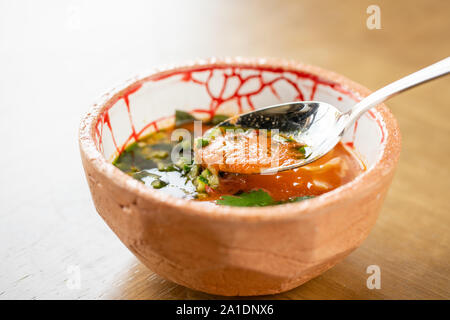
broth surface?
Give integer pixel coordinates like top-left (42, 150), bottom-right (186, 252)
top-left (113, 112), bottom-right (365, 206)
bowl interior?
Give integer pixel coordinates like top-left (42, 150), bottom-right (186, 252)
top-left (94, 62), bottom-right (387, 169)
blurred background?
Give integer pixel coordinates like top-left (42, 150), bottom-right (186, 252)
top-left (0, 0), bottom-right (449, 299)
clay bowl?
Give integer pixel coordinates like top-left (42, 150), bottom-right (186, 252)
top-left (79, 57), bottom-right (401, 296)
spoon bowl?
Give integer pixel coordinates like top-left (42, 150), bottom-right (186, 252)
top-left (215, 101), bottom-right (347, 173)
top-left (206, 57), bottom-right (449, 174)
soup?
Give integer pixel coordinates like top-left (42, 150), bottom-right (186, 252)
top-left (113, 110), bottom-right (365, 206)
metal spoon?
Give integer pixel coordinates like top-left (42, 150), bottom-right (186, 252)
top-left (212, 57), bottom-right (450, 173)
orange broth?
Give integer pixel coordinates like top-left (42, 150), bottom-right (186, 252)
top-left (113, 118), bottom-right (365, 205)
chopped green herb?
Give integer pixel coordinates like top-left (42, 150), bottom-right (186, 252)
top-left (208, 174), bottom-right (219, 188)
top-left (198, 175), bottom-right (209, 185)
top-left (151, 179), bottom-right (168, 189)
top-left (195, 176), bottom-right (208, 192)
top-left (188, 164), bottom-right (201, 179)
top-left (200, 168), bottom-right (219, 188)
top-left (175, 110), bottom-right (196, 126)
top-left (157, 162), bottom-right (178, 172)
top-left (175, 156), bottom-right (189, 166)
top-left (196, 138), bottom-right (210, 148)
top-left (297, 146), bottom-right (306, 155)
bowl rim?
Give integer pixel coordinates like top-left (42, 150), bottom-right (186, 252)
top-left (79, 57), bottom-right (401, 222)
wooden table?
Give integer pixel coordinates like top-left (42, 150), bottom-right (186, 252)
top-left (1, 0), bottom-right (449, 299)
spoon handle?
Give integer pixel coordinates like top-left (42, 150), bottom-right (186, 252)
top-left (346, 57), bottom-right (450, 126)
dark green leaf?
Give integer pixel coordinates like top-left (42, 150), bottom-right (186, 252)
top-left (210, 114), bottom-right (230, 125)
top-left (217, 190), bottom-right (315, 207)
top-left (175, 110), bottom-right (196, 126)
top-left (217, 189), bottom-right (274, 207)
top-left (124, 142), bottom-right (139, 152)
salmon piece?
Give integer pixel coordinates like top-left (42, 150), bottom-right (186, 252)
top-left (194, 129), bottom-right (307, 174)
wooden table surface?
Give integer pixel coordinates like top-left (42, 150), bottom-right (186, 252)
top-left (1, 0), bottom-right (449, 300)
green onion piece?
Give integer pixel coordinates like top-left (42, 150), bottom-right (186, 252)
top-left (196, 138), bottom-right (210, 148)
top-left (188, 164), bottom-right (200, 179)
top-left (198, 175), bottom-right (209, 185)
top-left (157, 162), bottom-right (178, 172)
top-left (151, 179), bottom-right (168, 189)
top-left (195, 176), bottom-right (208, 192)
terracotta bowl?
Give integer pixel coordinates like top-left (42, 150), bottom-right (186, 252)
top-left (79, 58), bottom-right (401, 296)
